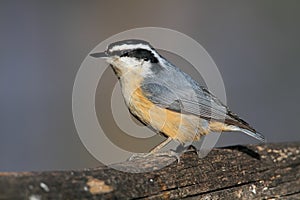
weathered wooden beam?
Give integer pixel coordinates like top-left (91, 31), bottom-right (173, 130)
top-left (0, 142), bottom-right (299, 199)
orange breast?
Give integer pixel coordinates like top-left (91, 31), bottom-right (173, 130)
top-left (128, 87), bottom-right (210, 143)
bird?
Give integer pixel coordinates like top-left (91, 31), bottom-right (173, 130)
top-left (90, 39), bottom-right (265, 158)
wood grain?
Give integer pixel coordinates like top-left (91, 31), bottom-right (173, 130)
top-left (0, 142), bottom-right (299, 199)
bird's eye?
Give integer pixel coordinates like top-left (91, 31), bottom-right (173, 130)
top-left (136, 49), bottom-right (158, 63)
top-left (120, 48), bottom-right (158, 63)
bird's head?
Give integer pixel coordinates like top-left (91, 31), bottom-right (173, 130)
top-left (90, 39), bottom-right (163, 77)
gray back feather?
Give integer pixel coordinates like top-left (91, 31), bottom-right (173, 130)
top-left (142, 59), bottom-right (229, 122)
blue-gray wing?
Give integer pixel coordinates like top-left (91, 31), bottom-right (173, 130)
top-left (141, 81), bottom-right (255, 132)
top-left (141, 82), bottom-right (228, 121)
top-left (139, 60), bottom-right (264, 141)
top-left (140, 57), bottom-right (260, 134)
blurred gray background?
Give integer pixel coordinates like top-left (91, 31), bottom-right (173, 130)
top-left (0, 1), bottom-right (299, 171)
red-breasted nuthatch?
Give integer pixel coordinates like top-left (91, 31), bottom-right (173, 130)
top-left (90, 39), bottom-right (265, 157)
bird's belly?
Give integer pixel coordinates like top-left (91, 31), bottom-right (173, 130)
top-left (127, 87), bottom-right (210, 143)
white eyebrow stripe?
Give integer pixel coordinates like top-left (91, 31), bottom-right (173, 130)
top-left (109, 44), bottom-right (162, 62)
top-left (109, 44), bottom-right (151, 52)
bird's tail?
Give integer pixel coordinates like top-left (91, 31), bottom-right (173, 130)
top-left (224, 111), bottom-right (266, 142)
top-left (238, 128), bottom-right (265, 142)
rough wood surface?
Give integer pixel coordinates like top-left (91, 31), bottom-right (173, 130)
top-left (0, 142), bottom-right (299, 200)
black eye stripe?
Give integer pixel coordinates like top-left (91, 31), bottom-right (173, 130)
top-left (120, 48), bottom-right (158, 63)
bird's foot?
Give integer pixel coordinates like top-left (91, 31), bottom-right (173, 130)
top-left (128, 153), bottom-right (151, 161)
top-left (184, 145), bottom-right (210, 158)
top-left (128, 150), bottom-right (182, 163)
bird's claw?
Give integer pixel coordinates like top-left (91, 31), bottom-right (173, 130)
top-left (128, 151), bottom-right (182, 163)
top-left (128, 153), bottom-right (151, 161)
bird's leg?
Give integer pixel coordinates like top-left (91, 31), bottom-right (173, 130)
top-left (150, 137), bottom-right (183, 162)
top-left (149, 137), bottom-right (173, 153)
top-left (128, 137), bottom-right (182, 162)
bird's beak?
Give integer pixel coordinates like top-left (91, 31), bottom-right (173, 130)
top-left (89, 51), bottom-right (108, 58)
